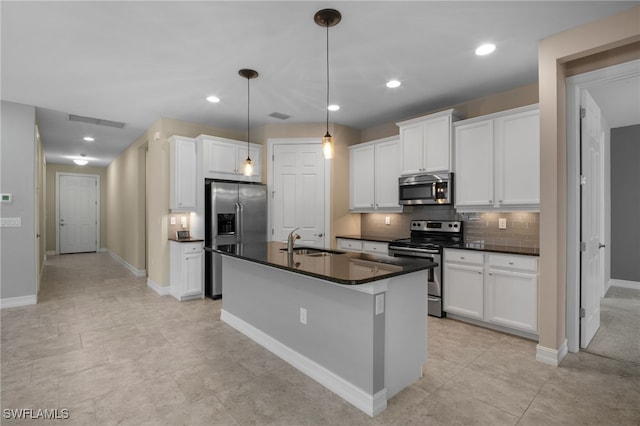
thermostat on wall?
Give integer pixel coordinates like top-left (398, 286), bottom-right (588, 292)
top-left (1, 193), bottom-right (12, 203)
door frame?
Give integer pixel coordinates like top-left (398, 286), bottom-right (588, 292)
top-left (566, 59), bottom-right (640, 353)
top-left (55, 172), bottom-right (101, 255)
top-left (266, 138), bottom-right (331, 248)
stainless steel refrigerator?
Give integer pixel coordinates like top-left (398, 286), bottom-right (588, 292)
top-left (204, 179), bottom-right (268, 298)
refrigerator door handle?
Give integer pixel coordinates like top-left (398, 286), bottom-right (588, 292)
top-left (235, 203), bottom-right (243, 243)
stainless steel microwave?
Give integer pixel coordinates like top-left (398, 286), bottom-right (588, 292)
top-left (398, 173), bottom-right (453, 205)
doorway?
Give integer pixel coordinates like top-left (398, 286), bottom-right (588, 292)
top-left (267, 138), bottom-right (331, 249)
top-left (56, 172), bottom-right (100, 254)
top-left (566, 59), bottom-right (640, 357)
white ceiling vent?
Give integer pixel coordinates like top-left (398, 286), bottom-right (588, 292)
top-left (67, 114), bottom-right (126, 128)
top-left (268, 112), bottom-right (291, 120)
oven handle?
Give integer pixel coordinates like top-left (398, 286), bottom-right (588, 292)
top-left (389, 246), bottom-right (440, 255)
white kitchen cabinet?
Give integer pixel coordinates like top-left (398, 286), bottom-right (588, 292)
top-left (349, 137), bottom-right (402, 212)
top-left (337, 238), bottom-right (363, 252)
top-left (336, 238), bottom-right (389, 255)
top-left (397, 109), bottom-right (460, 175)
top-left (198, 135), bottom-right (262, 182)
top-left (443, 249), bottom-right (485, 320)
top-left (362, 241), bottom-right (389, 256)
top-left (169, 136), bottom-right (197, 212)
top-left (485, 254), bottom-right (538, 333)
top-left (454, 105), bottom-right (539, 211)
top-left (170, 241), bottom-right (204, 301)
top-left (444, 248), bottom-right (538, 336)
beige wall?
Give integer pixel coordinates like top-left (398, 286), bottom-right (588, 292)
top-left (45, 164), bottom-right (108, 253)
top-left (360, 83), bottom-right (539, 142)
top-left (538, 6), bottom-right (640, 352)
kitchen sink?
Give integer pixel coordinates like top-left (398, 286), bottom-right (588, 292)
top-left (280, 247), bottom-right (345, 256)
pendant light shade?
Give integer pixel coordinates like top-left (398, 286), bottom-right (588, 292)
top-left (314, 8), bottom-right (341, 160)
top-left (239, 68), bottom-right (258, 176)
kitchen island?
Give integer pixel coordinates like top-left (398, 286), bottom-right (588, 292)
top-left (215, 242), bottom-right (436, 416)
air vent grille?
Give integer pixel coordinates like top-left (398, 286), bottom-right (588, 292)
top-left (268, 112), bottom-right (291, 120)
top-left (67, 114), bottom-right (126, 128)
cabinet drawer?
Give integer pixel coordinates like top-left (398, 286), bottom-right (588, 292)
top-left (337, 239), bottom-right (363, 252)
top-left (182, 243), bottom-right (203, 254)
top-left (362, 241), bottom-right (388, 255)
top-left (445, 249), bottom-right (483, 265)
top-left (488, 254), bottom-right (537, 272)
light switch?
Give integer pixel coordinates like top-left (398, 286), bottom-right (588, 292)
top-left (375, 294), bottom-right (385, 315)
top-left (180, 216), bottom-right (187, 229)
top-left (170, 216), bottom-right (177, 225)
top-left (499, 218), bottom-right (507, 229)
top-left (385, 216), bottom-right (391, 225)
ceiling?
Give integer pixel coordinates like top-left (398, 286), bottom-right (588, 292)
top-left (2, 1), bottom-right (638, 167)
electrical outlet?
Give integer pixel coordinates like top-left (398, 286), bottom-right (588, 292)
top-left (170, 216), bottom-right (177, 225)
top-left (180, 216), bottom-right (188, 229)
top-left (499, 218), bottom-right (507, 229)
top-left (375, 294), bottom-right (385, 315)
top-left (300, 307), bottom-right (307, 325)
top-left (385, 216), bottom-right (391, 225)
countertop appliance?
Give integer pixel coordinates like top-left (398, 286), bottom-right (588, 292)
top-left (388, 220), bottom-right (463, 317)
top-left (204, 179), bottom-right (267, 298)
top-left (398, 172), bottom-right (453, 205)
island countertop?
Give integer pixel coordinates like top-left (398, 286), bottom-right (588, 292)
top-left (211, 241), bottom-right (437, 285)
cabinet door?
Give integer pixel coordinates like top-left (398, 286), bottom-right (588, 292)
top-left (171, 138), bottom-right (197, 211)
top-left (350, 145), bottom-right (376, 210)
top-left (495, 109), bottom-right (540, 206)
top-left (206, 140), bottom-right (238, 175)
top-left (454, 120), bottom-right (494, 207)
top-left (443, 263), bottom-right (484, 319)
top-left (423, 115), bottom-right (451, 173)
top-left (337, 238), bottom-right (363, 252)
top-left (485, 268), bottom-right (537, 333)
top-left (374, 140), bottom-right (401, 209)
top-left (400, 123), bottom-right (424, 174)
top-left (183, 252), bottom-right (203, 297)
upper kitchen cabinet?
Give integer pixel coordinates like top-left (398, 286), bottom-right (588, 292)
top-left (349, 136), bottom-right (402, 213)
top-left (169, 136), bottom-right (198, 212)
top-left (197, 135), bottom-right (262, 182)
top-left (397, 109), bottom-right (461, 175)
top-left (454, 105), bottom-right (539, 212)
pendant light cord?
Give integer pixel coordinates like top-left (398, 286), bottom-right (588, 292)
top-left (325, 22), bottom-right (330, 134)
top-left (247, 75), bottom-right (251, 158)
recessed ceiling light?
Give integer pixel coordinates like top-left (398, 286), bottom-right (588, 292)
top-left (206, 95), bottom-right (221, 103)
top-left (73, 159), bottom-right (88, 166)
top-left (386, 80), bottom-right (401, 88)
top-left (83, 136), bottom-right (95, 142)
top-left (328, 104), bottom-right (340, 111)
top-left (475, 43), bottom-right (496, 56)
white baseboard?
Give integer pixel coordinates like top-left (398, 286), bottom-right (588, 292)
top-left (107, 250), bottom-right (146, 277)
top-left (611, 279), bottom-right (640, 290)
top-left (1, 294), bottom-right (37, 309)
top-left (46, 250), bottom-right (56, 256)
top-left (604, 279), bottom-right (612, 296)
top-left (221, 309), bottom-right (387, 417)
top-left (536, 339), bottom-right (568, 366)
top-left (147, 278), bottom-right (170, 296)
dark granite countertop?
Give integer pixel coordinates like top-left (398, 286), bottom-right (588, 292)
top-left (336, 234), bottom-right (408, 243)
top-left (168, 238), bottom-right (205, 243)
top-left (212, 242), bottom-right (437, 285)
top-left (455, 241), bottom-right (539, 256)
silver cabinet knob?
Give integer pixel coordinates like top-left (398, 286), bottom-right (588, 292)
top-left (314, 233), bottom-right (324, 237)
top-left (598, 243), bottom-right (606, 249)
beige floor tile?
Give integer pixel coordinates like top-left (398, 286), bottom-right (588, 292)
top-left (157, 395), bottom-right (240, 426)
top-left (31, 345), bottom-right (110, 379)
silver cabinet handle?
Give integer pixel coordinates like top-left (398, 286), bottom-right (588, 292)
top-left (314, 233), bottom-right (324, 237)
top-left (599, 243), bottom-right (606, 249)
top-left (509, 262), bottom-right (514, 265)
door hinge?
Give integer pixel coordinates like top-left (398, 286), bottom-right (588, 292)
top-left (580, 107), bottom-right (586, 119)
top-left (580, 241), bottom-right (587, 252)
top-left (271, 191), bottom-right (275, 199)
top-left (272, 154), bottom-right (275, 161)
top-left (580, 308), bottom-right (586, 318)
top-left (271, 228), bottom-right (274, 236)
top-left (580, 175), bottom-right (587, 185)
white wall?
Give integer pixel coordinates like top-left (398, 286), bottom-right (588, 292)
top-left (1, 101), bottom-right (37, 304)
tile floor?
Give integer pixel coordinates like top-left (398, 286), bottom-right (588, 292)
top-left (1, 252), bottom-right (639, 425)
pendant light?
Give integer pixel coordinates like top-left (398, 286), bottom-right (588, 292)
top-left (239, 68), bottom-right (258, 176)
top-left (314, 8), bottom-right (341, 160)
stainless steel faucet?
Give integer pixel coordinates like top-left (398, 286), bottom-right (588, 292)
top-left (287, 227), bottom-right (301, 253)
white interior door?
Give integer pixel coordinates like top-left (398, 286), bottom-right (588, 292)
top-left (58, 174), bottom-right (98, 254)
top-left (271, 143), bottom-right (325, 248)
top-left (580, 90), bottom-right (603, 348)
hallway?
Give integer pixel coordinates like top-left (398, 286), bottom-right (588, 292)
top-left (1, 252), bottom-right (639, 425)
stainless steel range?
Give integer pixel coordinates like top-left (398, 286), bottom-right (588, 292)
top-left (388, 220), bottom-right (463, 317)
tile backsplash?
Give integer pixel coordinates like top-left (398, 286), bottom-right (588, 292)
top-left (360, 206), bottom-right (539, 248)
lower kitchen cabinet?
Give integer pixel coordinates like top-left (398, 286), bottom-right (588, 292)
top-left (336, 238), bottom-right (389, 255)
top-left (444, 248), bottom-right (538, 336)
top-left (443, 250), bottom-right (484, 320)
top-left (170, 241), bottom-right (204, 301)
